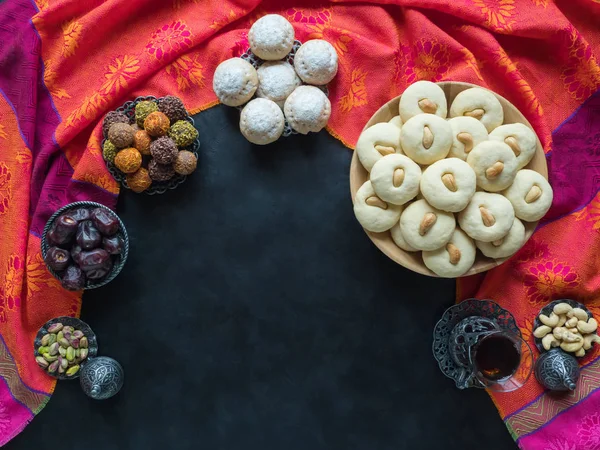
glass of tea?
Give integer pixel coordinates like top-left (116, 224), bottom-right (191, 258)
top-left (470, 331), bottom-right (533, 392)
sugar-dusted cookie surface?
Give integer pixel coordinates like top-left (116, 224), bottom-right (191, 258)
top-left (284, 86), bottom-right (331, 135)
top-left (248, 14), bottom-right (295, 61)
top-left (476, 217), bottom-right (525, 259)
top-left (240, 98), bottom-right (285, 145)
top-left (458, 192), bottom-right (515, 242)
top-left (293, 39), bottom-right (338, 85)
top-left (420, 158), bottom-right (476, 212)
top-left (370, 154), bottom-right (422, 206)
top-left (356, 122), bottom-right (402, 172)
top-left (400, 114), bottom-right (452, 165)
top-left (399, 81), bottom-right (447, 123)
top-left (256, 61), bottom-right (301, 108)
top-left (423, 228), bottom-right (476, 277)
top-left (467, 141), bottom-right (518, 192)
top-left (489, 123), bottom-right (537, 170)
top-left (447, 116), bottom-right (488, 161)
top-left (353, 181), bottom-right (403, 232)
top-left (213, 58), bottom-right (259, 107)
top-left (502, 169), bottom-right (553, 222)
top-left (400, 199), bottom-right (456, 251)
top-left (449, 87), bottom-right (504, 132)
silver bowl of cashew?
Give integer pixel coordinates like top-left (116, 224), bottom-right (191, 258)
top-left (533, 300), bottom-right (600, 358)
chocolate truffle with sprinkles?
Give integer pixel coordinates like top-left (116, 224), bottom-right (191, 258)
top-left (114, 147), bottom-right (142, 173)
top-left (158, 96), bottom-right (188, 122)
top-left (144, 111), bottom-right (170, 137)
top-left (168, 120), bottom-right (198, 148)
top-left (108, 123), bottom-right (135, 149)
top-left (148, 159), bottom-right (175, 182)
top-left (150, 136), bottom-right (178, 164)
top-left (135, 100), bottom-right (158, 127)
top-left (126, 168), bottom-right (153, 193)
top-left (103, 140), bottom-right (118, 163)
top-left (102, 111), bottom-right (129, 137)
top-left (173, 150), bottom-right (197, 175)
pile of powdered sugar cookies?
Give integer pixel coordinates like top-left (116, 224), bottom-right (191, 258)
top-left (353, 81), bottom-right (553, 278)
top-left (212, 14), bottom-right (338, 145)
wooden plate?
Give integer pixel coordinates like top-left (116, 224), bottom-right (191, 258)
top-left (349, 81), bottom-right (548, 277)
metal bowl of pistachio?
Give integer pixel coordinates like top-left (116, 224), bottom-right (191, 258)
top-left (34, 316), bottom-right (98, 380)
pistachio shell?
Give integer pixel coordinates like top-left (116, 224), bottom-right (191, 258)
top-left (66, 365), bottom-right (80, 376)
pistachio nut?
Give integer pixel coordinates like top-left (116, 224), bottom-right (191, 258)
top-left (66, 347), bottom-right (75, 362)
top-left (41, 334), bottom-right (51, 346)
top-left (37, 346), bottom-right (49, 355)
top-left (47, 323), bottom-right (63, 333)
top-left (58, 346), bottom-right (67, 357)
top-left (70, 337), bottom-right (80, 349)
top-left (62, 326), bottom-right (74, 334)
top-left (59, 356), bottom-right (69, 369)
top-left (72, 330), bottom-right (84, 339)
top-left (59, 338), bottom-right (70, 348)
top-left (36, 356), bottom-right (49, 368)
top-left (79, 348), bottom-right (89, 359)
top-left (43, 353), bottom-right (58, 362)
top-left (48, 342), bottom-right (59, 356)
top-left (48, 360), bottom-right (60, 373)
top-left (57, 331), bottom-right (64, 341)
top-left (79, 337), bottom-right (88, 349)
top-left (48, 334), bottom-right (57, 345)
top-left (66, 365), bottom-right (80, 377)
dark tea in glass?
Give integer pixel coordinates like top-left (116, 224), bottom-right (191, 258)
top-left (474, 333), bottom-right (521, 381)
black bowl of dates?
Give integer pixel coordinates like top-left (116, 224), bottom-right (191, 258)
top-left (34, 316), bottom-right (98, 380)
top-left (41, 202), bottom-right (129, 290)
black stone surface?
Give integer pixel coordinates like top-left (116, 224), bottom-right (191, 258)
top-left (7, 106), bottom-right (516, 450)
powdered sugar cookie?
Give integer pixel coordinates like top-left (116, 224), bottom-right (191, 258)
top-left (353, 181), bottom-right (403, 232)
top-left (502, 169), bottom-right (553, 222)
top-left (213, 58), bottom-right (259, 107)
top-left (248, 15), bottom-right (295, 61)
top-left (449, 88), bottom-right (504, 132)
top-left (283, 86), bottom-right (331, 135)
top-left (476, 217), bottom-right (525, 259)
top-left (489, 123), bottom-right (537, 170)
top-left (400, 199), bottom-right (456, 251)
top-left (370, 154), bottom-right (422, 205)
top-left (256, 61), bottom-right (301, 108)
top-left (467, 141), bottom-right (518, 192)
top-left (458, 192), bottom-right (515, 242)
top-left (356, 123), bottom-right (402, 172)
top-left (293, 39), bottom-right (338, 85)
top-left (400, 114), bottom-right (452, 165)
top-left (423, 228), bottom-right (476, 278)
top-left (447, 116), bottom-right (489, 161)
top-left (399, 81), bottom-right (447, 123)
top-left (389, 116), bottom-right (402, 128)
top-left (390, 221), bottom-right (418, 252)
top-left (420, 158), bottom-right (476, 212)
top-left (240, 98), bottom-right (284, 145)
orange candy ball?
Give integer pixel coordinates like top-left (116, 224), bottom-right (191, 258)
top-left (114, 147), bottom-right (142, 174)
top-left (144, 111), bottom-right (170, 137)
top-left (133, 130), bottom-right (152, 155)
top-left (126, 167), bottom-right (152, 193)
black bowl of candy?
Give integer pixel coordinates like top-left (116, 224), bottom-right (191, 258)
top-left (41, 202), bottom-right (129, 290)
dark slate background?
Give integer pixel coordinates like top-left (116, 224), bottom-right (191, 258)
top-left (7, 106), bottom-right (516, 450)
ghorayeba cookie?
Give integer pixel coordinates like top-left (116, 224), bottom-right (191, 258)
top-left (284, 86), bottom-right (331, 135)
top-left (458, 192), bottom-right (515, 242)
top-left (248, 14), bottom-right (295, 61)
top-left (390, 221), bottom-right (418, 252)
top-left (256, 61), bottom-right (301, 108)
top-left (467, 141), bottom-right (518, 192)
top-left (489, 123), bottom-right (537, 170)
top-left (476, 217), bottom-right (525, 259)
top-left (353, 181), bottom-right (403, 233)
top-left (213, 58), bottom-right (259, 107)
top-left (423, 228), bottom-right (476, 278)
top-left (449, 87), bottom-right (504, 132)
top-left (240, 98), bottom-right (284, 145)
top-left (399, 199), bottom-right (456, 251)
top-left (420, 158), bottom-right (476, 212)
top-left (502, 169), bottom-right (553, 222)
top-left (447, 116), bottom-right (489, 161)
top-left (389, 116), bottom-right (402, 128)
top-left (399, 81), bottom-right (447, 123)
top-left (356, 122), bottom-right (402, 172)
top-left (370, 154), bottom-right (422, 205)
top-left (293, 39), bottom-right (338, 85)
top-left (400, 114), bottom-right (452, 165)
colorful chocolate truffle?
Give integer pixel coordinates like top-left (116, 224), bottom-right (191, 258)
top-left (114, 147), bottom-right (142, 173)
top-left (126, 168), bottom-right (153, 193)
top-left (144, 111), bottom-right (170, 137)
top-left (108, 123), bottom-right (135, 149)
top-left (150, 137), bottom-right (178, 164)
top-left (135, 100), bottom-right (158, 128)
top-left (102, 111), bottom-right (129, 137)
top-left (133, 130), bottom-right (152, 156)
top-left (102, 140), bottom-right (118, 163)
top-left (158, 96), bottom-right (188, 122)
top-left (173, 150), bottom-right (197, 175)
top-left (168, 120), bottom-right (198, 148)
top-left (148, 159), bottom-right (175, 182)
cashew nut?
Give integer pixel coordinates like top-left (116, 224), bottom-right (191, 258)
top-left (575, 347), bottom-right (586, 358)
top-left (553, 327), bottom-right (582, 343)
top-left (457, 132), bottom-right (473, 153)
top-left (561, 340), bottom-right (584, 353)
top-left (375, 145), bottom-right (396, 156)
top-left (539, 312), bottom-right (560, 327)
top-left (557, 314), bottom-right (567, 327)
top-left (479, 207), bottom-right (496, 227)
top-left (567, 328), bottom-right (580, 335)
top-left (542, 334), bottom-right (559, 351)
top-left (504, 136), bottom-right (521, 157)
top-left (393, 168), bottom-right (405, 188)
top-left (565, 317), bottom-right (579, 328)
top-left (418, 98), bottom-right (437, 114)
top-left (419, 213), bottom-right (437, 236)
top-left (534, 325), bottom-right (552, 338)
top-left (525, 186), bottom-right (542, 204)
top-left (577, 318), bottom-right (598, 334)
top-left (583, 334), bottom-right (600, 350)
top-left (553, 303), bottom-right (573, 315)
top-left (366, 196), bottom-right (388, 210)
top-left (567, 308), bottom-right (588, 321)
top-left (422, 126), bottom-right (434, 149)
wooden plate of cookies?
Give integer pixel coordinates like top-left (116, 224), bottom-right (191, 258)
top-left (349, 81), bottom-right (549, 277)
